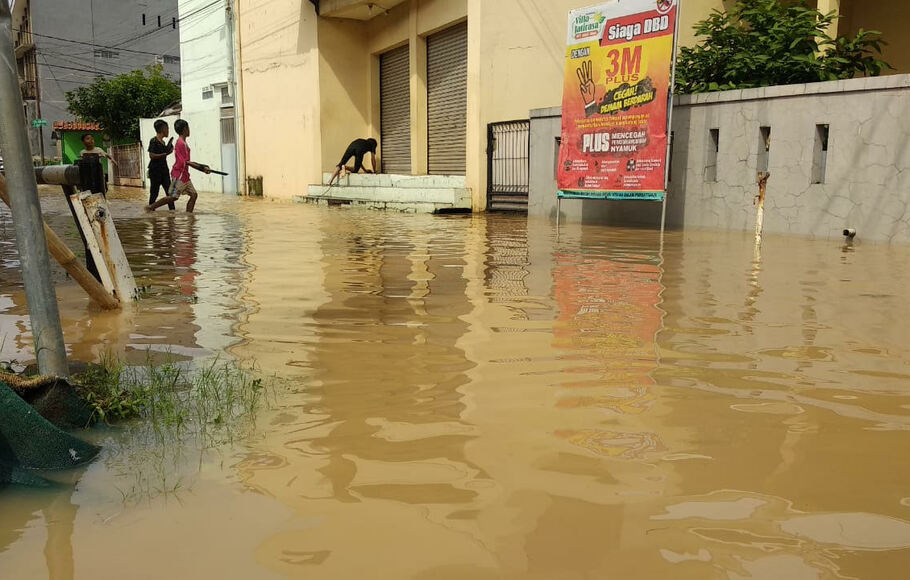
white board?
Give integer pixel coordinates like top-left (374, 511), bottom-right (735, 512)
top-left (70, 192), bottom-right (138, 302)
top-left (68, 193), bottom-right (116, 296)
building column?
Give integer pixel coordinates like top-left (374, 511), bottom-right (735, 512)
top-left (409, 1), bottom-right (428, 175)
top-left (465, 0), bottom-right (484, 211)
top-left (817, 0), bottom-right (841, 37)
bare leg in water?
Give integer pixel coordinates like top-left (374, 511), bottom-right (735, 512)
top-left (146, 195), bottom-right (178, 212)
top-left (326, 165), bottom-right (353, 188)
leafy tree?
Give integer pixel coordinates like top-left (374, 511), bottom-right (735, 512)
top-left (65, 65), bottom-right (181, 140)
top-left (675, 0), bottom-right (891, 94)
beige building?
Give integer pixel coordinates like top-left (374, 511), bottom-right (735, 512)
top-left (235, 0), bottom-right (907, 209)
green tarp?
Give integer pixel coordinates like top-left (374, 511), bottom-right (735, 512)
top-left (0, 381), bottom-right (100, 488)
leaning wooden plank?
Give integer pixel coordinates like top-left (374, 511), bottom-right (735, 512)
top-left (79, 193), bottom-right (138, 302)
top-left (68, 192), bottom-right (117, 297)
top-left (0, 174), bottom-right (119, 310)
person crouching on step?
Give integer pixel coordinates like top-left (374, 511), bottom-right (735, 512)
top-left (326, 138), bottom-right (379, 188)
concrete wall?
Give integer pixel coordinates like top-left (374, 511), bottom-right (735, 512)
top-left (178, 0), bottom-right (234, 194)
top-left (237, 0), bottom-right (322, 198)
top-left (30, 0), bottom-right (181, 157)
top-left (529, 75), bottom-right (910, 244)
top-left (318, 16), bottom-right (371, 171)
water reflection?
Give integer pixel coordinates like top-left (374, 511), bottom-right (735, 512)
top-left (2, 191), bottom-right (910, 578)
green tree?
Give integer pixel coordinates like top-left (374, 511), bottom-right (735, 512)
top-left (65, 65), bottom-right (181, 140)
top-left (675, 0), bottom-right (891, 94)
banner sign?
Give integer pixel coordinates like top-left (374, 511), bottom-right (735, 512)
top-left (557, 0), bottom-right (678, 200)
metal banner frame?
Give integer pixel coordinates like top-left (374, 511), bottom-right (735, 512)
top-left (556, 0), bottom-right (682, 235)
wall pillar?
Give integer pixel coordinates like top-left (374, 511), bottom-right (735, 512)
top-left (409, 0), bottom-right (428, 175)
top-left (817, 0), bottom-right (841, 37)
top-left (465, 0), bottom-right (484, 211)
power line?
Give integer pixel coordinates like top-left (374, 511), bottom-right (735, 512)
top-left (110, 0), bottom-right (224, 51)
top-left (41, 62), bottom-right (111, 77)
top-left (16, 0), bottom-right (220, 66)
top-left (38, 52), bottom-right (67, 97)
top-left (38, 48), bottom-right (156, 74)
top-left (13, 28), bottom-right (178, 58)
top-left (92, 8), bottom-right (180, 48)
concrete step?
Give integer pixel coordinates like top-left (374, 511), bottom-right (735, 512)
top-left (298, 183), bottom-right (472, 214)
top-left (321, 172), bottom-right (466, 189)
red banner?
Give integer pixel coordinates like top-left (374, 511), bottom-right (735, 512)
top-left (558, 0), bottom-right (678, 199)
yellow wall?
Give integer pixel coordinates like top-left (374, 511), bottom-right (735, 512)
top-left (237, 0), bottom-right (729, 202)
top-left (318, 17), bottom-right (372, 171)
top-left (465, 0), bottom-right (729, 209)
top-left (840, 0), bottom-right (910, 76)
top-left (238, 0), bottom-right (322, 198)
top-left (364, 0), bottom-right (467, 175)
top-left (238, 0), bottom-right (904, 205)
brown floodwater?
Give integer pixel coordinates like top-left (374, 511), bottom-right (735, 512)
top-left (1, 187), bottom-right (910, 579)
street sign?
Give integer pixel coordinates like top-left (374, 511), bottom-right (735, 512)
top-left (31, 119), bottom-right (47, 128)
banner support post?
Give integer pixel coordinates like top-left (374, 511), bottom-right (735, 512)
top-left (660, 2), bottom-right (682, 237)
top-left (556, 195), bottom-right (562, 238)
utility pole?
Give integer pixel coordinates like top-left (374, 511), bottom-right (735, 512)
top-left (226, 0), bottom-right (247, 195)
top-left (0, 2), bottom-right (69, 378)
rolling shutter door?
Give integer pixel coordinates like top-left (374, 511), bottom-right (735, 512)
top-left (380, 45), bottom-right (411, 175)
top-left (427, 22), bottom-right (467, 175)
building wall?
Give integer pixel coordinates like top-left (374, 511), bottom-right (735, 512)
top-left (528, 75), bottom-right (910, 244)
top-left (178, 0), bottom-right (236, 194)
top-left (235, 0), bottom-right (908, 205)
top-left (29, 0), bottom-right (181, 157)
top-left (237, 0), bottom-right (322, 198)
top-left (10, 0), bottom-right (41, 156)
top-left (465, 0), bottom-right (730, 209)
top-left (839, 0), bottom-right (910, 77)
top-left (317, 17), bottom-right (371, 171)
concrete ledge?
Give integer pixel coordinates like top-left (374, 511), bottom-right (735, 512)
top-left (675, 73), bottom-right (910, 106)
top-left (321, 173), bottom-right (466, 189)
top-left (530, 106), bottom-right (563, 119)
top-left (300, 182), bottom-right (472, 214)
top-left (295, 196), bottom-right (462, 214)
top-left (540, 74), bottom-right (910, 112)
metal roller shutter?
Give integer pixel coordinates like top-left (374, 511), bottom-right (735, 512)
top-left (427, 22), bottom-right (467, 175)
top-left (380, 45), bottom-right (411, 174)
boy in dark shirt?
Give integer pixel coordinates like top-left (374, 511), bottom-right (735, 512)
top-left (147, 120), bottom-right (175, 211)
top-left (326, 138), bottom-right (379, 187)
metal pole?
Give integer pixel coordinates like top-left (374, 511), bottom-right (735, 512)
top-left (660, 3), bottom-right (682, 235)
top-left (227, 0), bottom-right (247, 195)
top-left (0, 3), bottom-right (69, 378)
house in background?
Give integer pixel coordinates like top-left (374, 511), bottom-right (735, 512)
top-left (10, 0), bottom-right (40, 156)
top-left (175, 0), bottom-right (241, 195)
top-left (26, 0), bottom-right (181, 160)
top-left (235, 0), bottom-right (910, 211)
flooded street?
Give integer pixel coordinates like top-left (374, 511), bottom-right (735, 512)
top-left (2, 188), bottom-right (910, 579)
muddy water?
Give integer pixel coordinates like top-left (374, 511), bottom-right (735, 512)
top-left (2, 188), bottom-right (910, 579)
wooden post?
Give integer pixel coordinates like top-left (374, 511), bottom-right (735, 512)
top-left (755, 172), bottom-right (771, 246)
top-left (0, 175), bottom-right (120, 310)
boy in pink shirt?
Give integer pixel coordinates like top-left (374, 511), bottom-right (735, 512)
top-left (146, 119), bottom-right (210, 212)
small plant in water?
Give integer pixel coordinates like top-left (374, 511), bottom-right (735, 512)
top-left (74, 353), bottom-right (268, 437)
top-left (73, 352), bottom-right (275, 505)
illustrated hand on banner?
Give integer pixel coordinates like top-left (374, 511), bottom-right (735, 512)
top-left (576, 60), bottom-right (598, 116)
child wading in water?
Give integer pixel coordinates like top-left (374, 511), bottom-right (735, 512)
top-left (147, 119), bottom-right (175, 211)
top-left (146, 119), bottom-right (210, 213)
